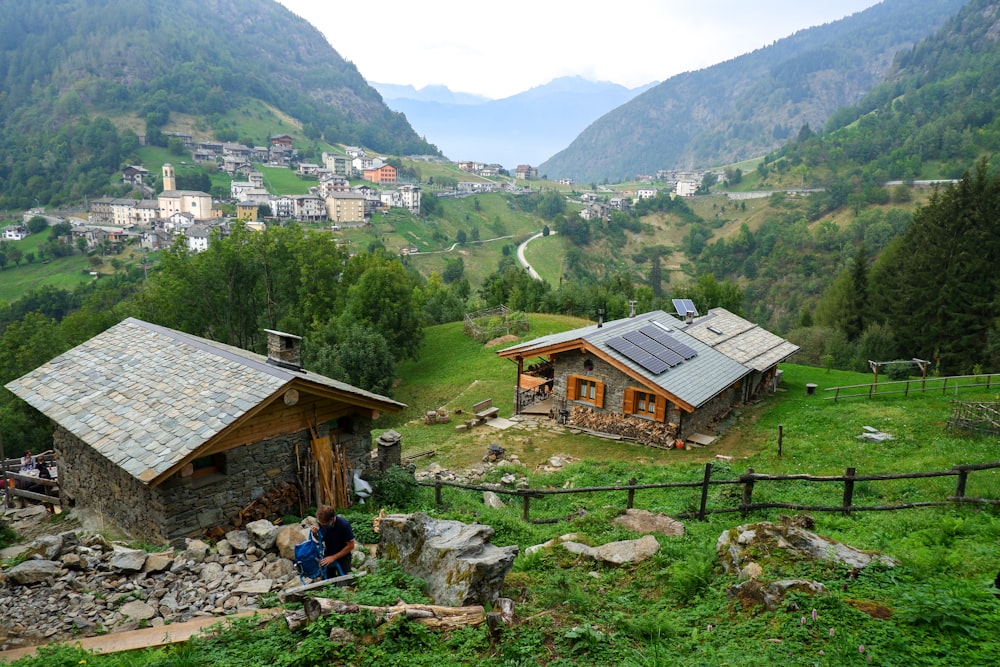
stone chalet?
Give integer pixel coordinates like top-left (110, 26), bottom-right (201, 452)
top-left (4, 319), bottom-right (405, 543)
top-left (497, 309), bottom-right (797, 442)
top-left (2, 224), bottom-right (29, 241)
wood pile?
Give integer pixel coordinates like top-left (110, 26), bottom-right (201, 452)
top-left (568, 406), bottom-right (678, 448)
top-left (424, 408), bottom-right (451, 425)
top-left (233, 481), bottom-right (301, 527)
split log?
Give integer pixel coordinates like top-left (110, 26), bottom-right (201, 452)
top-left (285, 598), bottom-right (486, 631)
top-left (568, 407), bottom-right (678, 447)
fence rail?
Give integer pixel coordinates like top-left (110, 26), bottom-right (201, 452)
top-left (417, 460), bottom-right (1000, 523)
top-left (824, 373), bottom-right (1000, 401)
top-left (2, 457), bottom-right (60, 509)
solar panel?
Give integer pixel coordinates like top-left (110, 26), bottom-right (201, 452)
top-left (638, 325), bottom-right (698, 360)
top-left (672, 298), bottom-right (699, 317)
top-left (607, 336), bottom-right (671, 374)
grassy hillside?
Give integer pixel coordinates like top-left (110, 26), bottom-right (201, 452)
top-left (10, 314), bottom-right (999, 665)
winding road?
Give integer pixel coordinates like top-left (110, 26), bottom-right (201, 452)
top-left (517, 230), bottom-right (556, 281)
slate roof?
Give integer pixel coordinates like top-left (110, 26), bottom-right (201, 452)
top-left (5, 318), bottom-right (405, 486)
top-left (682, 308), bottom-right (800, 372)
top-left (499, 311), bottom-right (750, 409)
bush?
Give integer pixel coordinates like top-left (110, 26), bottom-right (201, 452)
top-left (372, 465), bottom-right (419, 508)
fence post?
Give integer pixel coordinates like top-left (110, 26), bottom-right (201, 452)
top-left (521, 493), bottom-right (531, 522)
top-left (626, 477), bottom-right (637, 509)
top-left (698, 463), bottom-right (712, 521)
top-left (842, 467), bottom-right (856, 516)
top-left (954, 466), bottom-right (968, 502)
top-left (777, 424), bottom-right (783, 457)
top-left (740, 468), bottom-right (755, 517)
top-left (434, 482), bottom-right (443, 508)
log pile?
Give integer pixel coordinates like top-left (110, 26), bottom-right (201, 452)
top-left (282, 597), bottom-right (491, 633)
top-left (424, 408), bottom-right (451, 425)
top-left (568, 406), bottom-right (678, 448)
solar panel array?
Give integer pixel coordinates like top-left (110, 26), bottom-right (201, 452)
top-left (606, 324), bottom-right (698, 375)
top-left (672, 298), bottom-right (699, 317)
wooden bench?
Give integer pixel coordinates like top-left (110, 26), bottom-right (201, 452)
top-left (472, 399), bottom-right (500, 423)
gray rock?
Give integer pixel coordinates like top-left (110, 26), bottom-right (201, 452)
top-left (28, 534), bottom-right (65, 560)
top-left (717, 521), bottom-right (899, 574)
top-left (483, 491), bottom-right (505, 509)
top-left (247, 520), bottom-right (279, 551)
top-left (728, 578), bottom-right (828, 610)
top-left (224, 530), bottom-right (251, 552)
top-left (8, 560), bottom-right (63, 585)
top-left (233, 579), bottom-right (273, 594)
top-left (216, 539), bottom-right (234, 557)
top-left (613, 509), bottom-right (685, 537)
top-left (143, 551), bottom-right (174, 573)
top-left (556, 535), bottom-right (660, 565)
top-left (200, 562), bottom-right (225, 583)
top-left (109, 548), bottom-right (148, 572)
top-left (180, 539), bottom-right (211, 564)
top-left (524, 533), bottom-right (586, 555)
top-left (119, 600), bottom-right (156, 621)
top-left (378, 513), bottom-right (518, 606)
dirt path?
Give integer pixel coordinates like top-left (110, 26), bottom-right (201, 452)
top-left (0, 610), bottom-right (277, 662)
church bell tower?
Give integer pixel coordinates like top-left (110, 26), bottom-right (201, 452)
top-left (162, 163), bottom-right (176, 191)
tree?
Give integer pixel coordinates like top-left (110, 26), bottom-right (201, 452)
top-left (340, 257), bottom-right (423, 361)
top-left (456, 230), bottom-right (467, 245)
top-left (26, 216), bottom-right (49, 234)
top-left (873, 160), bottom-right (1000, 373)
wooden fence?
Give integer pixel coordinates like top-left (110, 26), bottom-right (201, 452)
top-left (2, 457), bottom-right (60, 510)
top-left (417, 461), bottom-right (1000, 524)
top-left (824, 373), bottom-right (1000, 401)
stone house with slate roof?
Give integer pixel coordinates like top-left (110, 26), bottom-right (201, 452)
top-left (5, 318), bottom-right (405, 543)
top-left (498, 310), bottom-right (795, 440)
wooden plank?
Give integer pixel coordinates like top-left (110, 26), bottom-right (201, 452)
top-left (686, 433), bottom-right (716, 446)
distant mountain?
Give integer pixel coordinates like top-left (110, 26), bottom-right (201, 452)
top-left (0, 0), bottom-right (437, 209)
top-left (378, 77), bottom-right (657, 169)
top-left (372, 83), bottom-right (491, 106)
top-left (539, 0), bottom-right (967, 183)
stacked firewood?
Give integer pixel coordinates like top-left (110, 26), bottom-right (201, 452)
top-left (233, 481), bottom-right (301, 527)
top-left (569, 406), bottom-right (678, 448)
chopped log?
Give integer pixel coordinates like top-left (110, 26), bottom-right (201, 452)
top-left (286, 598), bottom-right (486, 631)
top-left (568, 406), bottom-right (678, 447)
top-left (495, 597), bottom-right (516, 625)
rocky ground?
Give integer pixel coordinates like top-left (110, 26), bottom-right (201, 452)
top-left (0, 506), bottom-right (329, 652)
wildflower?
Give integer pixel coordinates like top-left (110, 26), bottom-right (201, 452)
top-left (707, 624), bottom-right (713, 632)
top-left (811, 609), bottom-right (818, 622)
top-left (818, 650), bottom-right (824, 655)
top-left (829, 628), bottom-right (835, 637)
top-left (801, 616), bottom-right (806, 625)
top-left (859, 645), bottom-right (865, 654)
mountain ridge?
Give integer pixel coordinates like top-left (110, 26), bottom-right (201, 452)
top-left (539, 0), bottom-right (967, 182)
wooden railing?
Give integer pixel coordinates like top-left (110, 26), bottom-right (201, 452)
top-left (417, 461), bottom-right (1000, 523)
top-left (2, 457), bottom-right (60, 509)
top-left (824, 373), bottom-right (1000, 401)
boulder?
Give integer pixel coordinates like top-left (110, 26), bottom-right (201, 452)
top-left (247, 519), bottom-right (279, 551)
top-left (524, 533), bottom-right (586, 555)
top-left (224, 530), bottom-right (251, 552)
top-left (556, 535), bottom-right (660, 565)
top-left (613, 509), bottom-right (685, 536)
top-left (378, 512), bottom-right (518, 606)
top-left (27, 534), bottom-right (65, 561)
top-left (717, 520), bottom-right (899, 574)
top-left (276, 525), bottom-right (308, 561)
top-left (109, 547), bottom-right (148, 572)
top-left (7, 560), bottom-right (63, 585)
top-left (119, 600), bottom-right (156, 621)
top-left (483, 491), bottom-right (505, 509)
top-left (728, 578), bottom-right (828, 610)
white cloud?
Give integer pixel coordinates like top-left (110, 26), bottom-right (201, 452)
top-left (276, 0), bottom-right (882, 99)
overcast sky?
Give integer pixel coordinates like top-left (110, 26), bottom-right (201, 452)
top-left (275, 0), bottom-right (884, 99)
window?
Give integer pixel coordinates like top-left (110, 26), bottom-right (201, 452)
top-left (623, 388), bottom-right (666, 421)
top-left (567, 375), bottom-right (604, 407)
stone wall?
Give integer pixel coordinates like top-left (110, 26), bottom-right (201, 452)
top-left (53, 419), bottom-right (377, 543)
top-left (552, 350), bottom-right (738, 439)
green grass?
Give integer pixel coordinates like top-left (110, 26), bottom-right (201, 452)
top-left (9, 314), bottom-right (1000, 666)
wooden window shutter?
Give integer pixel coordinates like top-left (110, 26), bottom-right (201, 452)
top-left (566, 375), bottom-right (579, 400)
top-left (622, 388), bottom-right (635, 414)
top-left (654, 396), bottom-right (666, 422)
top-left (594, 382), bottom-right (605, 408)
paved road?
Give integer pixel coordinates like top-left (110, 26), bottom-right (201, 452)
top-left (517, 230), bottom-right (556, 281)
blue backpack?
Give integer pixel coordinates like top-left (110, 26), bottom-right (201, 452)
top-left (293, 533), bottom-right (325, 584)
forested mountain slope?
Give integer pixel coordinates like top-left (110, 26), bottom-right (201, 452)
top-left (0, 0), bottom-right (436, 209)
top-left (539, 0), bottom-right (966, 183)
top-left (772, 0), bottom-right (1000, 182)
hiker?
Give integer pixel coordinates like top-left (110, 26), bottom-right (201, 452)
top-left (311, 505), bottom-right (355, 578)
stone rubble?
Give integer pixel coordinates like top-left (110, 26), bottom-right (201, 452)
top-left (0, 518), bottom-right (332, 652)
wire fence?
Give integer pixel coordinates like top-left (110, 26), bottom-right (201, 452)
top-left (417, 461), bottom-right (1000, 524)
top-left (824, 373), bottom-right (1000, 401)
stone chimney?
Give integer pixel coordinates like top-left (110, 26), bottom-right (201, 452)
top-left (264, 329), bottom-right (302, 371)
